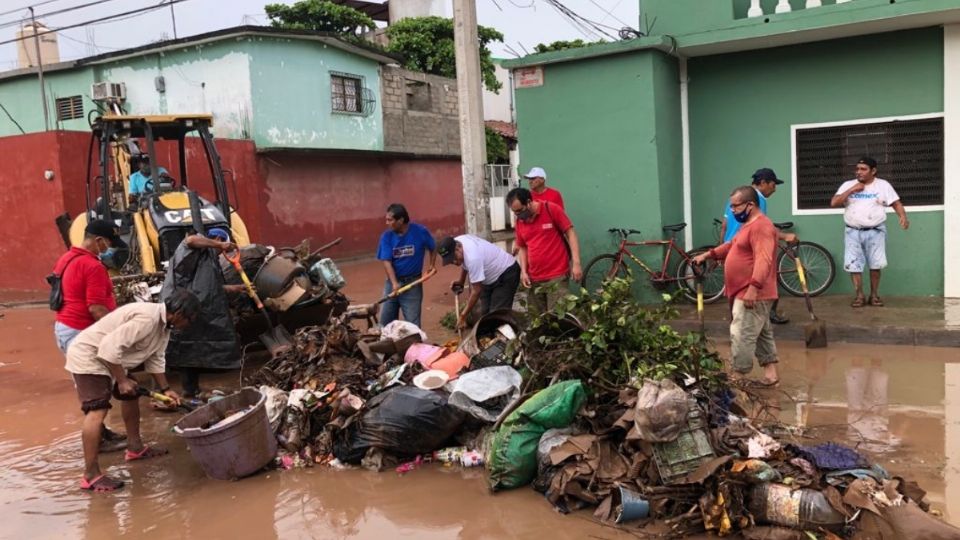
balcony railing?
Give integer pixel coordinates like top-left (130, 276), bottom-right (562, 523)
top-left (747, 0), bottom-right (852, 18)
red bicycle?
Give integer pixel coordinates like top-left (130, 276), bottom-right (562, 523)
top-left (580, 223), bottom-right (725, 303)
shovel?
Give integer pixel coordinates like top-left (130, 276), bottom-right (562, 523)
top-left (796, 256), bottom-right (828, 349)
top-left (374, 268), bottom-right (438, 306)
top-left (452, 282), bottom-right (464, 339)
top-left (224, 250), bottom-right (295, 356)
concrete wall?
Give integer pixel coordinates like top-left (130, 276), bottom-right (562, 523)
top-left (0, 68), bottom-right (95, 135)
top-left (688, 27), bottom-right (944, 296)
top-left (483, 61), bottom-right (512, 123)
top-left (248, 38), bottom-right (383, 151)
top-left (381, 66), bottom-right (460, 156)
top-left (257, 153), bottom-right (464, 258)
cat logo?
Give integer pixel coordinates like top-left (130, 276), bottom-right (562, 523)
top-left (164, 208), bottom-right (219, 224)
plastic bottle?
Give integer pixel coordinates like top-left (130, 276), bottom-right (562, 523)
top-left (747, 483), bottom-right (846, 531)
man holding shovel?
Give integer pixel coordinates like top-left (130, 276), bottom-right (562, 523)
top-left (694, 186), bottom-right (780, 386)
top-left (66, 289), bottom-right (200, 492)
top-left (437, 235), bottom-right (520, 330)
top-left (376, 203), bottom-right (437, 328)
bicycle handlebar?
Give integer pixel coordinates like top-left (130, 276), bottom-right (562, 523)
top-left (608, 228), bottom-right (642, 238)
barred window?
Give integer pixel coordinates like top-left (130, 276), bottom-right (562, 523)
top-left (55, 95), bottom-right (83, 121)
top-left (795, 117), bottom-right (943, 209)
top-left (331, 73), bottom-right (363, 114)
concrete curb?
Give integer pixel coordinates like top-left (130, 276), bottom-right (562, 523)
top-left (670, 319), bottom-right (960, 348)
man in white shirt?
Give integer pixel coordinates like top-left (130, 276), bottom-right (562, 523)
top-left (437, 235), bottom-right (520, 330)
top-left (830, 157), bottom-right (909, 308)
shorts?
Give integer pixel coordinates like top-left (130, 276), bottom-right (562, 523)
top-left (54, 321), bottom-right (82, 354)
top-left (844, 225), bottom-right (887, 273)
top-left (72, 373), bottom-right (137, 414)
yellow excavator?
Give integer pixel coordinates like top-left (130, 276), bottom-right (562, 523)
top-left (66, 114), bottom-right (252, 274)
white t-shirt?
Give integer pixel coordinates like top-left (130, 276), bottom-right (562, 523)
top-left (835, 178), bottom-right (900, 228)
top-left (456, 234), bottom-right (516, 285)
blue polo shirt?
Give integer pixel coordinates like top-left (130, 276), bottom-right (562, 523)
top-left (129, 166), bottom-right (169, 194)
top-left (376, 222), bottom-right (436, 278)
top-left (722, 188), bottom-right (768, 242)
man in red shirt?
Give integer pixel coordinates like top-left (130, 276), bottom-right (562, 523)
top-left (507, 187), bottom-right (582, 313)
top-left (694, 186), bottom-right (780, 385)
top-left (51, 219), bottom-right (127, 451)
top-left (523, 167), bottom-right (565, 209)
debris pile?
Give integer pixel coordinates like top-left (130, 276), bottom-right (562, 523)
top-left (236, 277), bottom-right (957, 539)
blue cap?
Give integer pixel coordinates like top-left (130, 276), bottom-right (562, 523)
top-left (206, 227), bottom-right (230, 241)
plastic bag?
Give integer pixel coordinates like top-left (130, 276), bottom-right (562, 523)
top-left (536, 427), bottom-right (576, 474)
top-left (381, 320), bottom-right (427, 342)
top-left (333, 386), bottom-right (465, 464)
top-left (448, 366), bottom-right (523, 422)
top-left (632, 379), bottom-right (690, 443)
top-left (486, 380), bottom-right (586, 491)
top-left (258, 385), bottom-right (289, 433)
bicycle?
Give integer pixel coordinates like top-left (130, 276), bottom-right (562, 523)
top-left (580, 223), bottom-right (726, 304)
top-left (703, 218), bottom-right (836, 297)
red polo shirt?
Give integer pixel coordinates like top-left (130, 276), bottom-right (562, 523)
top-left (53, 247), bottom-right (117, 330)
top-left (515, 201), bottom-right (572, 282)
top-left (531, 187), bottom-right (565, 209)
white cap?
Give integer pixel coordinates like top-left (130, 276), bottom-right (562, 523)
top-left (523, 167), bottom-right (547, 180)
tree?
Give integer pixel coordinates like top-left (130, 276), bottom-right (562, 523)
top-left (386, 16), bottom-right (504, 93)
top-left (485, 127), bottom-right (509, 164)
top-left (533, 39), bottom-right (601, 54)
top-left (265, 0), bottom-right (375, 36)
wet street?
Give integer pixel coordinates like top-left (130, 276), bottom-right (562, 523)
top-left (1, 262), bottom-right (958, 538)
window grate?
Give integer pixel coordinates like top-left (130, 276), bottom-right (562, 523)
top-left (795, 117), bottom-right (943, 209)
top-left (55, 95), bottom-right (83, 121)
top-left (331, 73), bottom-right (363, 114)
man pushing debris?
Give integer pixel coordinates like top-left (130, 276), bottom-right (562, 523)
top-left (694, 186), bottom-right (780, 386)
top-left (65, 289), bottom-right (200, 492)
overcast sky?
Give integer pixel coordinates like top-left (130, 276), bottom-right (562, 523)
top-left (0, 0), bottom-right (639, 71)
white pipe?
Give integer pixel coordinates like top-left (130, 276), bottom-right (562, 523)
top-left (680, 56), bottom-right (692, 250)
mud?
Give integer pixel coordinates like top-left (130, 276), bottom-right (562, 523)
top-left (1, 259), bottom-right (957, 538)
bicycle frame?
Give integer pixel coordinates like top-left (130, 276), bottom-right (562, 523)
top-left (614, 235), bottom-right (692, 283)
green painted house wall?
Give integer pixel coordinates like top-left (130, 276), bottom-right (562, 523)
top-left (0, 68), bottom-right (95, 135)
top-left (514, 51), bottom-right (682, 298)
top-left (687, 27), bottom-right (944, 296)
top-left (247, 38), bottom-right (383, 151)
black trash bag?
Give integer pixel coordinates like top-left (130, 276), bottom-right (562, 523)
top-left (333, 386), bottom-right (465, 464)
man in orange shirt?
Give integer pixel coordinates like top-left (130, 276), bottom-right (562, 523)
top-left (694, 186), bottom-right (780, 385)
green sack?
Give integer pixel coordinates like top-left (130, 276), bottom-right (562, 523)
top-left (486, 380), bottom-right (586, 492)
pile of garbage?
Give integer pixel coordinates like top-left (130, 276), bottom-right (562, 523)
top-left (242, 277), bottom-right (958, 539)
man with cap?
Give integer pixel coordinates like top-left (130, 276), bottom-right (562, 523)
top-left (160, 228), bottom-right (243, 399)
top-left (719, 168), bottom-right (796, 325)
top-left (523, 166), bottom-right (565, 209)
top-left (127, 156), bottom-right (169, 203)
top-left (51, 218), bottom-right (128, 452)
top-left (830, 157), bottom-right (909, 308)
top-left (438, 235), bottom-right (520, 330)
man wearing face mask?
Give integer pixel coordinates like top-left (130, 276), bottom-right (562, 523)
top-left (51, 219), bottom-right (128, 452)
top-left (694, 186), bottom-right (780, 386)
top-left (127, 155), bottom-right (169, 205)
top-left (506, 187), bottom-right (582, 313)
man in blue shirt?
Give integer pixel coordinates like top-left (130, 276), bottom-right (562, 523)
top-left (128, 156), bottom-right (169, 200)
top-left (719, 168), bottom-right (794, 324)
top-left (376, 203), bottom-right (437, 328)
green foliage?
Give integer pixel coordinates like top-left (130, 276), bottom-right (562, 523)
top-left (440, 310), bottom-right (457, 330)
top-left (486, 126), bottom-right (509, 164)
top-left (532, 39), bottom-right (600, 54)
top-left (386, 16), bottom-right (504, 93)
top-left (526, 276), bottom-right (723, 396)
top-left (265, 0), bottom-right (375, 35)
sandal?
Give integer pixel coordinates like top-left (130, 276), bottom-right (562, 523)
top-left (80, 474), bottom-right (124, 492)
top-left (869, 296), bottom-right (884, 307)
top-left (851, 296), bottom-right (866, 308)
top-left (125, 444), bottom-right (169, 462)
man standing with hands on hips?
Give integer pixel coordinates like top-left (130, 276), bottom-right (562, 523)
top-left (830, 157), bottom-right (909, 308)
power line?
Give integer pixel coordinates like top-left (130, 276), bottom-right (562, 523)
top-left (544, 0), bottom-right (617, 40)
top-left (585, 0), bottom-right (633, 30)
top-left (0, 0), bottom-right (128, 32)
top-left (0, 0), bottom-right (65, 19)
top-left (0, 0), bottom-right (191, 47)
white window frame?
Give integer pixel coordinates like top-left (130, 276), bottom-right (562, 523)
top-left (790, 112), bottom-right (946, 216)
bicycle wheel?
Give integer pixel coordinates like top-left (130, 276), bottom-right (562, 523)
top-left (677, 248), bottom-right (725, 304)
top-left (581, 254), bottom-right (627, 293)
top-left (777, 241), bottom-right (836, 297)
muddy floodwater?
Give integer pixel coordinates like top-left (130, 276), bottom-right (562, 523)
top-left (1, 306), bottom-right (958, 539)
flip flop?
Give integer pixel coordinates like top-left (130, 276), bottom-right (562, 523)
top-left (758, 377), bottom-right (780, 387)
top-left (125, 445), bottom-right (169, 462)
top-left (80, 474), bottom-right (124, 492)
top-left (869, 297), bottom-right (884, 307)
top-left (851, 296), bottom-right (865, 308)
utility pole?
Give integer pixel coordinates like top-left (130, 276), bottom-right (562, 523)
top-left (169, 1), bottom-right (178, 39)
top-left (29, 7), bottom-right (50, 131)
top-left (453, 0), bottom-right (491, 237)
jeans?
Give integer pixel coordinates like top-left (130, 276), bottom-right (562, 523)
top-left (481, 262), bottom-right (521, 314)
top-left (729, 299), bottom-right (778, 374)
top-left (54, 321), bottom-right (82, 354)
top-left (380, 277), bottom-right (424, 329)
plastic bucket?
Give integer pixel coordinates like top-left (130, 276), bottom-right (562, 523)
top-left (612, 485), bottom-right (650, 523)
top-left (174, 388), bottom-right (277, 480)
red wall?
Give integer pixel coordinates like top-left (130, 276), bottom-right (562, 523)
top-left (0, 131), bottom-right (465, 292)
top-left (257, 154), bottom-right (465, 258)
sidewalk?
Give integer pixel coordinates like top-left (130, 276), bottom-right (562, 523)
top-left (672, 295), bottom-right (960, 347)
